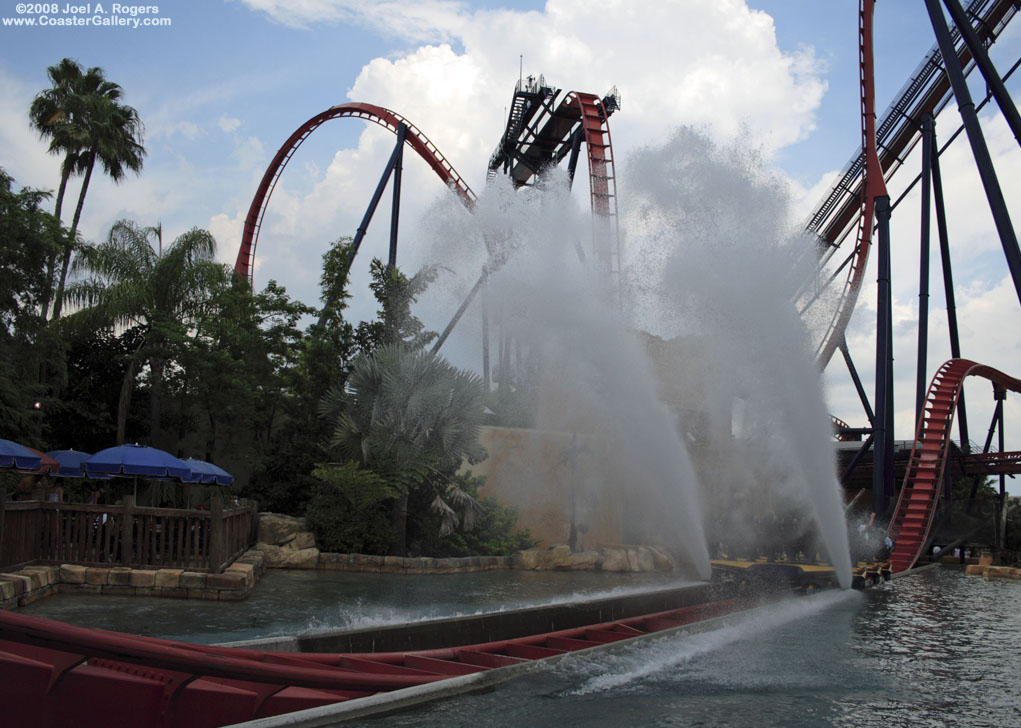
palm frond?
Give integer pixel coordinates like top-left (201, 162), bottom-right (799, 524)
top-left (429, 494), bottom-right (459, 537)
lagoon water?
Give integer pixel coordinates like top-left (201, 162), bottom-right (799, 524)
top-left (19, 567), bottom-right (1021, 726)
top-left (357, 568), bottom-right (1021, 728)
top-left (19, 568), bottom-right (693, 644)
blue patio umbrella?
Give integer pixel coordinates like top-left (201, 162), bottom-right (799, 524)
top-left (84, 444), bottom-right (194, 499)
top-left (84, 444), bottom-right (192, 479)
top-left (0, 438), bottom-right (42, 470)
top-left (46, 449), bottom-right (110, 479)
top-left (181, 458), bottom-right (234, 486)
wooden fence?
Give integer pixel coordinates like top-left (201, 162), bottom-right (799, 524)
top-left (0, 496), bottom-right (256, 573)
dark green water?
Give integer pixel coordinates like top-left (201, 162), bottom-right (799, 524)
top-left (19, 567), bottom-right (1021, 726)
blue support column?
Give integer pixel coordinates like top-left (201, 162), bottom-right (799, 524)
top-left (996, 386), bottom-right (1006, 550)
top-left (941, 0), bottom-right (1021, 148)
top-left (873, 194), bottom-right (894, 516)
top-left (566, 127), bottom-right (584, 189)
top-left (316, 124), bottom-right (406, 328)
top-left (929, 123), bottom-right (971, 451)
top-left (840, 337), bottom-right (876, 427)
top-left (388, 123), bottom-right (407, 268)
top-left (916, 115), bottom-right (934, 427)
top-left (349, 124), bottom-right (407, 263)
top-left (926, 0), bottom-right (1021, 309)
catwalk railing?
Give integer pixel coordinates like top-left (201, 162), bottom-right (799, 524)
top-left (0, 496), bottom-right (256, 573)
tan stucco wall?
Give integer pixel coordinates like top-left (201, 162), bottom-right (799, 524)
top-left (471, 426), bottom-right (624, 549)
top-left (472, 332), bottom-right (723, 553)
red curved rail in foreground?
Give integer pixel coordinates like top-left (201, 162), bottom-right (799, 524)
top-left (234, 102), bottom-right (477, 284)
top-left (888, 359), bottom-right (1021, 572)
top-left (0, 597), bottom-right (754, 727)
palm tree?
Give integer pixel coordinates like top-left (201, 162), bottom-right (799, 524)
top-left (29, 58), bottom-right (145, 320)
top-left (320, 343), bottom-right (488, 555)
top-left (65, 220), bottom-right (227, 445)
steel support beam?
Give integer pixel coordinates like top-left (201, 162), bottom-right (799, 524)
top-left (930, 125), bottom-right (971, 450)
top-left (982, 401), bottom-right (1000, 454)
top-left (995, 385), bottom-right (1007, 550)
top-left (840, 433), bottom-right (875, 487)
top-left (917, 114), bottom-right (934, 427)
top-left (941, 0), bottom-right (1021, 149)
top-left (349, 124), bottom-right (407, 263)
top-left (481, 285), bottom-right (491, 392)
top-left (874, 195), bottom-right (894, 515)
top-left (388, 123), bottom-right (406, 268)
top-left (317, 124), bottom-right (407, 327)
top-left (566, 127), bottom-right (584, 190)
top-left (431, 269), bottom-right (489, 355)
top-left (926, 0), bottom-right (1021, 310)
top-left (840, 337), bottom-right (876, 427)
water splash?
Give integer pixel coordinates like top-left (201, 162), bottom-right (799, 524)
top-left (446, 170), bottom-right (712, 575)
top-left (301, 578), bottom-right (700, 635)
top-left (564, 590), bottom-right (859, 695)
top-left (621, 128), bottom-right (853, 587)
top-left (420, 126), bottom-right (852, 585)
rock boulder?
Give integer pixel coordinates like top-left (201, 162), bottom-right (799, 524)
top-left (289, 531), bottom-right (316, 550)
top-left (257, 513), bottom-right (307, 547)
top-left (257, 543), bottom-right (320, 569)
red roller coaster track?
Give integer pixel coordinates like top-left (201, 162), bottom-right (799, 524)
top-left (888, 359), bottom-right (1021, 572)
top-left (234, 93), bottom-right (621, 286)
top-left (806, 0), bottom-right (1018, 367)
top-left (232, 102), bottom-right (477, 285)
top-left (567, 91), bottom-right (621, 275)
top-left (813, 0), bottom-right (888, 369)
top-left (0, 596), bottom-right (756, 727)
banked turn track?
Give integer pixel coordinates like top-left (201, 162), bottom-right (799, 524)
top-left (889, 359), bottom-right (1021, 572)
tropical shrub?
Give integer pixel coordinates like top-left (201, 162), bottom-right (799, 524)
top-left (406, 473), bottom-right (538, 558)
top-left (305, 461), bottom-right (399, 554)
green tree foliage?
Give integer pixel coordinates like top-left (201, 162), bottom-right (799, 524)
top-left (43, 328), bottom-right (142, 451)
top-left (320, 342), bottom-right (488, 554)
top-left (242, 238), bottom-right (359, 515)
top-left (354, 258), bottom-right (438, 353)
top-left (65, 220), bottom-right (227, 446)
top-left (300, 237), bottom-right (358, 421)
top-left (0, 170), bottom-right (61, 334)
top-left (195, 279), bottom-right (312, 458)
top-left (305, 462), bottom-right (399, 554)
top-left (226, 279), bottom-right (323, 515)
top-left (0, 169), bottom-right (64, 442)
top-left (30, 58), bottom-right (145, 320)
top-left (406, 473), bottom-right (538, 557)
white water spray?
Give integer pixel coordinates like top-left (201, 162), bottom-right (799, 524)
top-left (421, 126), bottom-right (852, 586)
top-left (564, 589), bottom-right (860, 695)
top-left (622, 128), bottom-right (852, 587)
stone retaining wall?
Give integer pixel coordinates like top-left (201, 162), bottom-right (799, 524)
top-left (0, 540), bottom-right (679, 609)
top-left (317, 553), bottom-right (513, 574)
top-left (512, 544), bottom-right (677, 572)
top-left (0, 551), bottom-right (266, 610)
top-left (965, 564), bottom-right (1021, 579)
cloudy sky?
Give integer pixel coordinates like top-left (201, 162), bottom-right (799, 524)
top-left (2, 0), bottom-right (1020, 487)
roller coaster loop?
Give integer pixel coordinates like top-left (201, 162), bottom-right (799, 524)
top-left (233, 102), bottom-right (477, 285)
top-left (888, 358), bottom-right (1021, 572)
